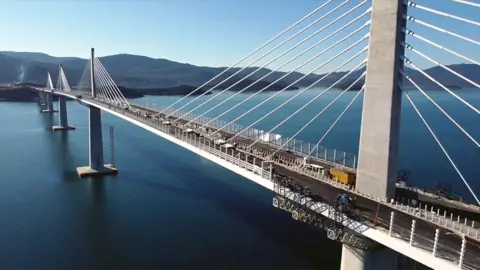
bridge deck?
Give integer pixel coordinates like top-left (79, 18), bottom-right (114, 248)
top-left (134, 103), bottom-right (479, 218)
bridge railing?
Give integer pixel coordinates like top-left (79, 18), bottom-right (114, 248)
top-left (390, 212), bottom-right (480, 270)
top-left (389, 220), bottom-right (471, 269)
top-left (107, 101), bottom-right (272, 180)
top-left (138, 102), bottom-right (357, 170)
top-left (397, 184), bottom-right (480, 214)
top-left (390, 201), bottom-right (480, 240)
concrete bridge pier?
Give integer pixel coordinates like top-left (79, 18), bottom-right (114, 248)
top-left (76, 106), bottom-right (117, 177)
top-left (340, 245), bottom-right (400, 270)
top-left (52, 96), bottom-right (75, 131)
top-left (42, 92), bottom-right (57, 113)
top-left (39, 91), bottom-right (46, 108)
top-left (340, 245), bottom-right (429, 270)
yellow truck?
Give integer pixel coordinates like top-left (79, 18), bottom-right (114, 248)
top-left (329, 168), bottom-right (356, 186)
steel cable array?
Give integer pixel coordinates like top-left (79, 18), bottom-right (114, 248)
top-left (168, 0), bottom-right (358, 122)
top-left (73, 56), bottom-right (131, 108)
top-left (214, 33), bottom-right (370, 138)
top-left (184, 5), bottom-right (372, 127)
top-left (452, 0), bottom-right (480, 8)
top-left (202, 23), bottom-right (371, 133)
top-left (93, 59), bottom-right (125, 106)
top-left (155, 0), bottom-right (340, 117)
top-left (244, 60), bottom-right (367, 150)
top-left (175, 1), bottom-right (370, 125)
top-left (266, 72), bottom-right (366, 158)
top-left (93, 57), bottom-right (132, 108)
top-left (44, 73), bottom-right (53, 91)
top-left (55, 65), bottom-right (71, 92)
top-left (75, 59), bottom-right (92, 94)
top-left (400, 84), bottom-right (480, 206)
top-left (403, 0), bottom-right (480, 205)
top-left (304, 86), bottom-right (364, 160)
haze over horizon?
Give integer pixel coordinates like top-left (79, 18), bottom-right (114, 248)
top-left (0, 0), bottom-right (478, 74)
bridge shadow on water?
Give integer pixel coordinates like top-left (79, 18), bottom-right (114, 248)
top-left (83, 178), bottom-right (131, 268)
top-left (37, 115), bottom-right (80, 179)
top-left (35, 112), bottom-right (131, 267)
top-left (56, 132), bottom-right (80, 179)
top-left (39, 112), bottom-right (81, 179)
top-left (126, 138), bottom-right (342, 269)
top-left (39, 113), bottom-right (54, 132)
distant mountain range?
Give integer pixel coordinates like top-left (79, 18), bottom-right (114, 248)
top-left (0, 51), bottom-right (478, 92)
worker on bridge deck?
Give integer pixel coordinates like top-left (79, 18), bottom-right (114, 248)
top-left (336, 193), bottom-right (356, 214)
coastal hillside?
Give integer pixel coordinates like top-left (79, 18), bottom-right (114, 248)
top-left (0, 51), bottom-right (477, 92)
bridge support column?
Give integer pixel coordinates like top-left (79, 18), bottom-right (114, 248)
top-left (356, 0), bottom-right (407, 199)
top-left (52, 96), bottom-right (75, 131)
top-left (76, 105), bottom-right (117, 177)
top-left (39, 91), bottom-right (46, 108)
top-left (38, 91), bottom-right (43, 103)
top-left (340, 245), bottom-right (400, 270)
top-left (42, 92), bottom-right (57, 113)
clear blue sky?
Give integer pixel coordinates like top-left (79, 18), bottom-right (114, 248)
top-left (0, 0), bottom-right (478, 73)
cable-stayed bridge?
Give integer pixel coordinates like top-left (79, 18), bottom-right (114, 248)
top-left (30, 1), bottom-right (479, 269)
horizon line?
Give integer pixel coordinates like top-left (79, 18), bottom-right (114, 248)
top-left (0, 49), bottom-right (472, 72)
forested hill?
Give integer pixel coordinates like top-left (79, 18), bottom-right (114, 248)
top-left (0, 51), bottom-right (477, 91)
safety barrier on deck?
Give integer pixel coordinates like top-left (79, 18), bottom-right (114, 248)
top-left (146, 103), bottom-right (358, 169)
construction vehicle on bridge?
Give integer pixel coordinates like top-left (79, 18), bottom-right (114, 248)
top-left (329, 168), bottom-right (356, 186)
top-left (223, 142), bottom-right (238, 149)
top-left (185, 128), bottom-right (203, 137)
top-left (335, 193), bottom-right (356, 215)
top-left (214, 139), bottom-right (226, 145)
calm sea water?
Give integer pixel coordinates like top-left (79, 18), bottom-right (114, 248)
top-left (0, 87), bottom-right (478, 269)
